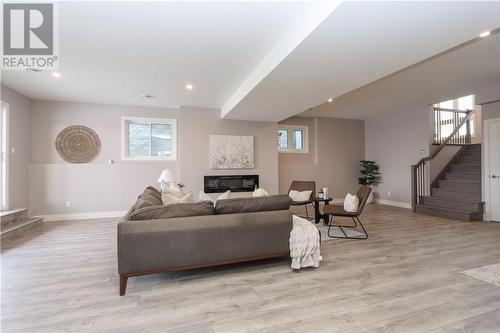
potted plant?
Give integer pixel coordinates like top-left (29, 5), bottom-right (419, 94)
top-left (358, 160), bottom-right (381, 204)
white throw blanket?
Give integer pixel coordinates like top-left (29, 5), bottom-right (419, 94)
top-left (289, 215), bottom-right (322, 269)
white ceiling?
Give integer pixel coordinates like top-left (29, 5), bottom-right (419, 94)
top-left (300, 32), bottom-right (500, 120)
top-left (222, 1), bottom-right (500, 121)
top-left (1, 1), bottom-right (499, 121)
top-left (1, 1), bottom-right (312, 108)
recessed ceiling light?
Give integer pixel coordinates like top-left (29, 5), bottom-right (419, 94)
top-left (52, 72), bottom-right (61, 78)
top-left (141, 94), bottom-right (154, 99)
top-left (185, 83), bottom-right (193, 90)
top-left (479, 30), bottom-right (491, 38)
top-left (328, 98), bottom-right (333, 103)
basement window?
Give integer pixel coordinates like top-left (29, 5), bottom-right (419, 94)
top-left (278, 125), bottom-right (309, 153)
top-left (121, 117), bottom-right (177, 160)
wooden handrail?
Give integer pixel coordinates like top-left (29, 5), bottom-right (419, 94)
top-left (415, 109), bottom-right (473, 168)
top-left (433, 107), bottom-right (470, 113)
top-left (429, 110), bottom-right (473, 159)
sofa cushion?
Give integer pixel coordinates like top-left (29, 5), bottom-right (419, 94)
top-left (214, 195), bottom-right (291, 215)
top-left (134, 186), bottom-right (162, 209)
top-left (127, 201), bottom-right (214, 221)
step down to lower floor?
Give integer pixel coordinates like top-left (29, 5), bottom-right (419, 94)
top-left (415, 204), bottom-right (482, 222)
top-left (1, 217), bottom-right (43, 241)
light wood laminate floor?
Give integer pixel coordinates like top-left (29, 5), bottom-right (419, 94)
top-left (2, 205), bottom-right (500, 332)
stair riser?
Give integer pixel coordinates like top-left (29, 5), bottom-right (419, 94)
top-left (432, 189), bottom-right (481, 201)
top-left (461, 150), bottom-right (481, 156)
top-left (451, 165), bottom-right (481, 173)
top-left (420, 197), bottom-right (481, 211)
top-left (459, 157), bottom-right (481, 164)
top-left (1, 219), bottom-right (43, 241)
top-left (445, 173), bottom-right (481, 182)
top-left (466, 146), bottom-right (481, 152)
top-left (1, 210), bottom-right (29, 229)
top-left (438, 182), bottom-right (481, 192)
top-left (415, 206), bottom-right (477, 221)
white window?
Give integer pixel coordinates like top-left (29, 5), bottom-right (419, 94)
top-left (278, 125), bottom-right (309, 153)
top-left (121, 117), bottom-right (177, 160)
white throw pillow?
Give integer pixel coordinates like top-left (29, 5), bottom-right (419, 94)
top-left (162, 192), bottom-right (194, 205)
top-left (344, 193), bottom-right (359, 213)
top-left (253, 187), bottom-right (268, 198)
top-left (198, 190), bottom-right (231, 204)
top-left (198, 191), bottom-right (213, 202)
top-left (289, 190), bottom-right (312, 202)
top-left (161, 181), bottom-right (183, 198)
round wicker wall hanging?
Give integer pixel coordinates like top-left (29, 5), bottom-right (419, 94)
top-left (55, 125), bottom-right (101, 163)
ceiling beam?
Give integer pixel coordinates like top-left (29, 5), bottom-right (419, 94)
top-left (220, 0), bottom-right (342, 119)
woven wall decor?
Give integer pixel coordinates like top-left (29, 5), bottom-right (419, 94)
top-left (55, 125), bottom-right (101, 163)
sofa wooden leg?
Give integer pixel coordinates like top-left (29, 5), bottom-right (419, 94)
top-left (120, 275), bottom-right (128, 296)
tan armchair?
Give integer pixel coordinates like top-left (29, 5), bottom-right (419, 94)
top-left (288, 181), bottom-right (316, 220)
top-left (323, 185), bottom-right (372, 239)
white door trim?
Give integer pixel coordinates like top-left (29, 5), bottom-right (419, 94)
top-left (1, 101), bottom-right (9, 211)
top-left (483, 117), bottom-right (500, 222)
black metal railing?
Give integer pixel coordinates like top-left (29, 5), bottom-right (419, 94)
top-left (411, 109), bottom-right (474, 212)
top-left (433, 107), bottom-right (472, 144)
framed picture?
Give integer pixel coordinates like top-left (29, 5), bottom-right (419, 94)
top-left (210, 135), bottom-right (254, 169)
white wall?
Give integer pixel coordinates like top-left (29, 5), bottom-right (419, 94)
top-left (178, 107), bottom-right (278, 197)
top-left (278, 116), bottom-right (365, 199)
top-left (0, 85), bottom-right (32, 210)
top-left (365, 81), bottom-right (500, 207)
top-left (365, 107), bottom-right (429, 205)
top-left (28, 100), bottom-right (279, 216)
top-left (30, 100), bottom-right (180, 215)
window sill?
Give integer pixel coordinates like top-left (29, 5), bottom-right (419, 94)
top-left (278, 150), bottom-right (309, 154)
top-left (121, 156), bottom-right (177, 161)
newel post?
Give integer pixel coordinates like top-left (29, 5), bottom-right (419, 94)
top-left (411, 165), bottom-right (417, 213)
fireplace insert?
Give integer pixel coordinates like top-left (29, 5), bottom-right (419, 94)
top-left (204, 175), bottom-right (259, 193)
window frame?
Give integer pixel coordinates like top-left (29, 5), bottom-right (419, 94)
top-left (278, 125), bottom-right (309, 153)
top-left (121, 116), bottom-right (177, 161)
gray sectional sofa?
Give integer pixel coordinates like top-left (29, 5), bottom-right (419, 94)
top-left (117, 187), bottom-right (293, 295)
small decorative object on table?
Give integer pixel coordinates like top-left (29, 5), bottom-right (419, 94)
top-left (318, 188), bottom-right (324, 199)
top-left (358, 160), bottom-right (381, 204)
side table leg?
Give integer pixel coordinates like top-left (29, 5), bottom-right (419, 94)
top-left (314, 202), bottom-right (321, 224)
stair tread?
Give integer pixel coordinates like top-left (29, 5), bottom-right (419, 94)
top-left (433, 189), bottom-right (481, 195)
top-left (421, 195), bottom-right (482, 204)
top-left (452, 163), bottom-right (481, 167)
top-left (439, 179), bottom-right (480, 184)
top-left (432, 188), bottom-right (481, 195)
top-left (0, 208), bottom-right (28, 218)
top-left (415, 204), bottom-right (477, 214)
top-left (446, 172), bottom-right (481, 175)
top-left (0, 218), bottom-right (43, 235)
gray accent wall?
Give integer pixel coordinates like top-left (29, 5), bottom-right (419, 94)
top-left (278, 116), bottom-right (365, 199)
top-left (1, 85), bottom-right (32, 210)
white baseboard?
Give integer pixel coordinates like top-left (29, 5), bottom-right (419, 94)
top-left (37, 210), bottom-right (127, 222)
top-left (375, 199), bottom-right (411, 209)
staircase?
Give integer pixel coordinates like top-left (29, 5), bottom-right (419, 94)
top-left (1, 209), bottom-right (43, 241)
top-left (415, 144), bottom-right (483, 221)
